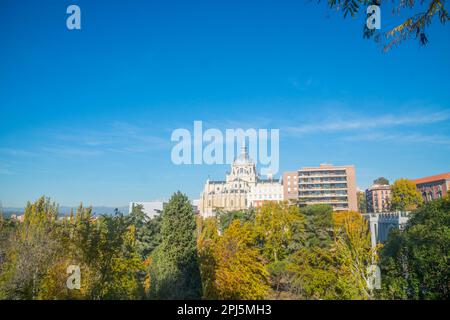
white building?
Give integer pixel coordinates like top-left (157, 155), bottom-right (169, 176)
top-left (199, 145), bottom-right (283, 217)
top-left (247, 179), bottom-right (284, 208)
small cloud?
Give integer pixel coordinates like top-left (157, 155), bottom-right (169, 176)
top-left (49, 122), bottom-right (171, 155)
top-left (344, 132), bottom-right (450, 146)
top-left (42, 147), bottom-right (104, 157)
top-left (285, 110), bottom-right (450, 136)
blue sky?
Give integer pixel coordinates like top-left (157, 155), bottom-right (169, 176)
top-left (1, 0), bottom-right (449, 207)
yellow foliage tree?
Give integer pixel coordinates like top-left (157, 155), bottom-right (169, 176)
top-left (390, 179), bottom-right (423, 211)
top-left (254, 201), bottom-right (305, 262)
top-left (197, 217), bottom-right (220, 299)
top-left (213, 220), bottom-right (269, 300)
top-left (332, 211), bottom-right (380, 299)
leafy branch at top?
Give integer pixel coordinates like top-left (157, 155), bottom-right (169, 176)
top-left (323, 0), bottom-right (449, 51)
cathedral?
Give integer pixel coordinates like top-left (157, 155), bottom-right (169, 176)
top-left (199, 145), bottom-right (283, 217)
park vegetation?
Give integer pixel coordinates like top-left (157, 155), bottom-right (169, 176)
top-left (0, 186), bottom-right (448, 300)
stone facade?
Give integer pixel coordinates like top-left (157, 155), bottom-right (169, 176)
top-left (199, 145), bottom-right (283, 217)
top-left (362, 211), bottom-right (410, 248)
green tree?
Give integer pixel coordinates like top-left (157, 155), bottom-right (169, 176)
top-left (391, 179), bottom-right (423, 211)
top-left (38, 206), bottom-right (145, 300)
top-left (254, 201), bottom-right (305, 262)
top-left (266, 260), bottom-right (294, 299)
top-left (288, 246), bottom-right (338, 299)
top-left (374, 177), bottom-right (390, 185)
top-left (150, 192), bottom-right (202, 299)
top-left (357, 191), bottom-right (367, 213)
top-left (217, 208), bottom-right (255, 233)
top-left (89, 211), bottom-right (145, 300)
top-left (0, 196), bottom-right (62, 299)
top-left (128, 204), bottom-right (162, 259)
top-left (379, 197), bottom-right (450, 299)
top-left (299, 204), bottom-right (334, 248)
top-left (0, 199), bottom-right (147, 300)
top-left (288, 210), bottom-right (377, 300)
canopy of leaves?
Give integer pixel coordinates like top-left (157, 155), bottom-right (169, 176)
top-left (299, 204), bottom-right (334, 248)
top-left (213, 220), bottom-right (269, 299)
top-left (390, 178), bottom-right (423, 211)
top-left (357, 191), bottom-right (368, 213)
top-left (0, 197), bottom-right (146, 300)
top-left (374, 177), bottom-right (390, 185)
top-left (1, 193), bottom-right (446, 300)
top-left (324, 0), bottom-right (449, 50)
top-left (254, 201), bottom-right (305, 262)
top-left (216, 208), bottom-right (255, 233)
top-left (379, 196), bottom-right (450, 299)
top-left (150, 191), bottom-right (202, 299)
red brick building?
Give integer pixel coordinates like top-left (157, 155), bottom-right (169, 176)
top-left (413, 173), bottom-right (450, 202)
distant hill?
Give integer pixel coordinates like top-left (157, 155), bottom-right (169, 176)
top-left (2, 206), bottom-right (129, 218)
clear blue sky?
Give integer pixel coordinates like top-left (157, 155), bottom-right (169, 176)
top-left (1, 0), bottom-right (449, 207)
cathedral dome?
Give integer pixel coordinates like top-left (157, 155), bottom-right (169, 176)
top-left (234, 144), bottom-right (253, 165)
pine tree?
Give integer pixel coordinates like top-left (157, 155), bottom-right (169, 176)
top-left (150, 192), bottom-right (202, 299)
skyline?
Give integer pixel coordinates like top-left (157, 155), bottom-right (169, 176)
top-left (1, 1), bottom-right (450, 207)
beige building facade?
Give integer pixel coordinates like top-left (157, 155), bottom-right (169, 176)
top-left (283, 171), bottom-right (299, 202)
top-left (199, 145), bottom-right (283, 217)
top-left (296, 164), bottom-right (358, 211)
top-left (365, 184), bottom-right (391, 213)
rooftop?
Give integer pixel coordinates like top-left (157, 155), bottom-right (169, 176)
top-left (413, 172), bottom-right (450, 185)
top-left (367, 184), bottom-right (391, 190)
top-left (234, 144), bottom-right (253, 165)
top-left (299, 164), bottom-right (354, 171)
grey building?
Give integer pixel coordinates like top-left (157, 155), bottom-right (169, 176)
top-left (362, 211), bottom-right (410, 248)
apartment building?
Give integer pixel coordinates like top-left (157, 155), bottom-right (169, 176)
top-left (413, 172), bottom-right (450, 202)
top-left (296, 164), bottom-right (357, 211)
top-left (283, 171), bottom-right (299, 202)
top-left (366, 184), bottom-right (391, 213)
